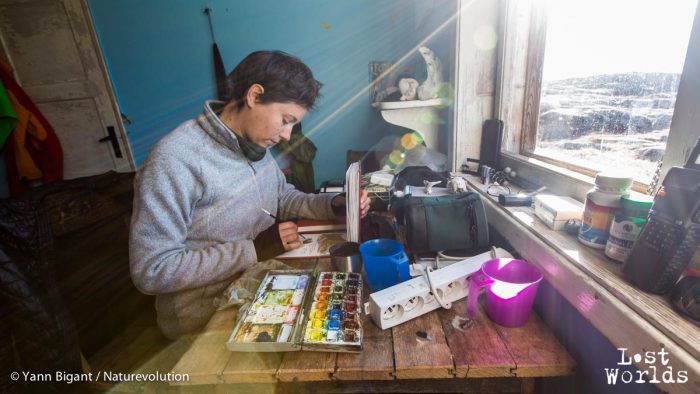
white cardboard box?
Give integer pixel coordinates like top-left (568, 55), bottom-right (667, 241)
top-left (534, 194), bottom-right (584, 230)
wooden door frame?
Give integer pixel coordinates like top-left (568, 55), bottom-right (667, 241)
top-left (75, 0), bottom-right (135, 171)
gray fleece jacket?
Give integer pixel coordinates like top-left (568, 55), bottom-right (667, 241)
top-left (129, 101), bottom-right (336, 338)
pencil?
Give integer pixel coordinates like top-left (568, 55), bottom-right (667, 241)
top-left (260, 207), bottom-right (308, 240)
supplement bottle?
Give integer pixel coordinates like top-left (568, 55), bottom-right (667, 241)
top-left (578, 174), bottom-right (633, 249)
top-left (604, 193), bottom-right (653, 262)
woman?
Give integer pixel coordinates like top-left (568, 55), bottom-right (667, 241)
top-left (129, 50), bottom-right (369, 338)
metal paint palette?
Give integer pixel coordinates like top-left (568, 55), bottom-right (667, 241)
top-left (227, 270), bottom-right (363, 353)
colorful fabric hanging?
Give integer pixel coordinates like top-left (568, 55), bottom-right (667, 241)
top-left (0, 81), bottom-right (17, 149)
top-left (0, 59), bottom-right (63, 196)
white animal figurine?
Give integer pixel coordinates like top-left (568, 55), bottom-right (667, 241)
top-left (447, 176), bottom-right (468, 194)
top-left (417, 46), bottom-right (443, 100)
top-left (423, 180), bottom-right (442, 194)
top-left (398, 78), bottom-right (419, 101)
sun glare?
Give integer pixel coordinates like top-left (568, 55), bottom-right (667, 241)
top-left (543, 0), bottom-right (697, 81)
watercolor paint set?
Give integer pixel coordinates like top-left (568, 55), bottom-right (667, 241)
top-left (226, 270), bottom-right (363, 353)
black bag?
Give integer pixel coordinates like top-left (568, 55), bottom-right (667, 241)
top-left (401, 192), bottom-right (489, 254)
top-left (394, 166), bottom-right (448, 191)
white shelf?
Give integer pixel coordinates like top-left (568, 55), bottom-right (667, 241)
top-left (371, 98), bottom-right (447, 110)
top-left (371, 98), bottom-right (447, 149)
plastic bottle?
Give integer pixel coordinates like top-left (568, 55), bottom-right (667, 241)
top-left (604, 193), bottom-right (654, 262)
top-left (578, 173), bottom-right (633, 249)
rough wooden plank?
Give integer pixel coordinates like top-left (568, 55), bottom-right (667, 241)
top-left (452, 0), bottom-right (499, 167)
top-left (520, 377), bottom-right (536, 394)
top-left (495, 0), bottom-right (533, 153)
top-left (392, 311), bottom-right (453, 379)
top-left (87, 325), bottom-right (165, 393)
top-left (179, 377), bottom-right (522, 393)
top-left (221, 352), bottom-right (283, 384)
top-left (438, 299), bottom-right (515, 378)
top-left (276, 351), bottom-right (337, 382)
top-left (335, 314), bottom-right (394, 381)
top-left (493, 312), bottom-right (575, 377)
top-left (519, 0), bottom-right (547, 154)
top-left (89, 326), bottom-right (166, 373)
top-left (170, 308), bottom-right (236, 385)
top-left (103, 336), bottom-right (195, 393)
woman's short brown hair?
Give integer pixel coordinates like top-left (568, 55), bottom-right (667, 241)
top-left (224, 50), bottom-right (322, 111)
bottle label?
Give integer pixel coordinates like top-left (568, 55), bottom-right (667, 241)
top-left (605, 219), bottom-right (643, 261)
top-left (579, 197), bottom-right (617, 248)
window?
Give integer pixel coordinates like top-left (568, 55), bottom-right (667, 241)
top-left (514, 0), bottom-right (698, 186)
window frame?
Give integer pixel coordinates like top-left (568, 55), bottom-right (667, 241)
top-left (495, 0), bottom-right (699, 194)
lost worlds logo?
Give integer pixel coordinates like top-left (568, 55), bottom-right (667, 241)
top-left (605, 348), bottom-right (688, 385)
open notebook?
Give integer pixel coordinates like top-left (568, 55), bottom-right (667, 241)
top-left (276, 232), bottom-right (347, 259)
top-left (277, 162), bottom-right (361, 259)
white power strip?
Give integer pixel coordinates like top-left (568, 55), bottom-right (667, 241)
top-left (366, 248), bottom-right (513, 330)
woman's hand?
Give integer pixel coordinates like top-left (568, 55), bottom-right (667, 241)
top-left (331, 190), bottom-right (371, 218)
top-left (359, 189), bottom-right (370, 218)
top-left (278, 221), bottom-right (303, 250)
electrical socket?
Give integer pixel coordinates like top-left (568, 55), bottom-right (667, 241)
top-left (366, 248), bottom-right (513, 330)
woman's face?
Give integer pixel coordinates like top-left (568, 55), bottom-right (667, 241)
top-left (244, 101), bottom-right (307, 148)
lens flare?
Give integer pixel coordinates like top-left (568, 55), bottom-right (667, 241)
top-left (437, 83), bottom-right (455, 106)
top-left (473, 25), bottom-right (497, 51)
top-left (388, 150), bottom-right (405, 166)
top-left (400, 132), bottom-right (421, 150)
top-left (420, 111), bottom-right (436, 124)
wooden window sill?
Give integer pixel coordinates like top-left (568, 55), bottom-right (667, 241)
top-left (458, 173), bottom-right (699, 393)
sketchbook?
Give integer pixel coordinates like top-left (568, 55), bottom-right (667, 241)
top-left (296, 218), bottom-right (346, 233)
top-left (276, 232), bottom-right (347, 259)
top-left (346, 162), bottom-right (361, 243)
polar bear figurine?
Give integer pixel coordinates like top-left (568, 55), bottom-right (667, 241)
top-left (416, 46), bottom-right (443, 101)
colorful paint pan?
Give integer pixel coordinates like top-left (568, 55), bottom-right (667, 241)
top-left (301, 271), bottom-right (363, 349)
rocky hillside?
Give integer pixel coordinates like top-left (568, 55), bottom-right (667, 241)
top-left (535, 73), bottom-right (679, 182)
top-left (538, 72), bottom-right (679, 140)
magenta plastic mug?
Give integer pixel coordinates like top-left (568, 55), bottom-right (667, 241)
top-left (467, 258), bottom-right (543, 327)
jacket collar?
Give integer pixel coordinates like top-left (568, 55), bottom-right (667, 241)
top-left (197, 100), bottom-right (242, 152)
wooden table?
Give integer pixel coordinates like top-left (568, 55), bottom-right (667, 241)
top-left (171, 259), bottom-right (575, 393)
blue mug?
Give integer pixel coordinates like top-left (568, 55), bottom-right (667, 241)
top-left (359, 239), bottom-right (410, 292)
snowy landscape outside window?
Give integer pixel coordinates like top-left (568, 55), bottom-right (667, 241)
top-left (532, 0), bottom-right (698, 185)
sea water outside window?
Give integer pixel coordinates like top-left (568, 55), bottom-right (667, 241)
top-left (531, 0), bottom-right (698, 186)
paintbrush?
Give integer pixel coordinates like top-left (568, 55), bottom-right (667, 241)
top-left (260, 207), bottom-right (308, 241)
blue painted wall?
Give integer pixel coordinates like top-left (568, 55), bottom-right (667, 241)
top-left (87, 0), bottom-right (457, 186)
